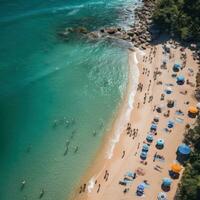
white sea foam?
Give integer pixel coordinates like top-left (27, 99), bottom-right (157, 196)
top-left (67, 9), bottom-right (80, 16)
top-left (106, 48), bottom-right (144, 159)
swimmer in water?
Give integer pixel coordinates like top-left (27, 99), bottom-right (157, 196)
top-left (66, 140), bottom-right (70, 147)
top-left (74, 146), bottom-right (78, 153)
top-left (65, 120), bottom-right (69, 127)
top-left (21, 180), bottom-right (26, 190)
top-left (53, 120), bottom-right (58, 128)
top-left (93, 131), bottom-right (97, 136)
top-left (64, 146), bottom-right (69, 156)
top-left (39, 189), bottom-right (45, 199)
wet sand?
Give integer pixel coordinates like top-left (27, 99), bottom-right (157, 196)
top-left (71, 42), bottom-right (198, 200)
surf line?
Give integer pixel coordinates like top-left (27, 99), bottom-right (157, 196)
top-left (106, 48), bottom-right (145, 160)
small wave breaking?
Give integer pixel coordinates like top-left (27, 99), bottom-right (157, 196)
top-left (106, 48), bottom-right (145, 159)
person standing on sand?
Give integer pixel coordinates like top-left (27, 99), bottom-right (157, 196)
top-left (83, 184), bottom-right (86, 192)
top-left (121, 150), bottom-right (125, 159)
top-left (79, 186), bottom-right (82, 193)
top-left (104, 170), bottom-right (108, 179)
top-left (105, 172), bottom-right (109, 181)
top-left (137, 143), bottom-right (140, 149)
top-left (97, 184), bottom-right (101, 193)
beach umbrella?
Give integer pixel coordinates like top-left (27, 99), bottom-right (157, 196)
top-left (157, 139), bottom-right (164, 146)
top-left (177, 75), bottom-right (185, 81)
top-left (196, 102), bottom-right (200, 109)
top-left (154, 116), bottom-right (159, 122)
top-left (146, 134), bottom-right (154, 142)
top-left (151, 123), bottom-right (157, 131)
top-left (167, 120), bottom-right (174, 128)
top-left (173, 64), bottom-right (181, 72)
top-left (140, 151), bottom-right (147, 159)
top-left (174, 63), bottom-right (181, 69)
top-left (142, 144), bottom-right (149, 151)
top-left (188, 106), bottom-right (198, 114)
top-left (157, 192), bottom-right (167, 200)
top-left (137, 184), bottom-right (145, 191)
top-left (166, 87), bottom-right (172, 94)
top-left (178, 144), bottom-right (191, 155)
top-left (176, 75), bottom-right (185, 85)
top-left (162, 178), bottom-right (172, 187)
top-left (171, 163), bottom-right (182, 173)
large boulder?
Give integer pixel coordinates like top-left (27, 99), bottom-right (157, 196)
top-left (127, 31), bottom-right (134, 37)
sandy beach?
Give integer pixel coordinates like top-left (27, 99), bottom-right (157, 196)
top-left (71, 41), bottom-right (199, 200)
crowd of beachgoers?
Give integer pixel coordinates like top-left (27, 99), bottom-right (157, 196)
top-left (72, 39), bottom-right (199, 200)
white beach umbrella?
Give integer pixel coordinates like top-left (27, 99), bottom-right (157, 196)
top-left (166, 87), bottom-right (172, 92)
top-left (196, 102), bottom-right (200, 109)
top-left (157, 192), bottom-right (167, 200)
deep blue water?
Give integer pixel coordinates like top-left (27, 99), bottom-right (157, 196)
top-left (0, 0), bottom-right (138, 199)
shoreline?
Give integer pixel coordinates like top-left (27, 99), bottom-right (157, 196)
top-left (69, 47), bottom-right (140, 200)
top-left (70, 48), bottom-right (143, 199)
top-left (70, 41), bottom-right (199, 200)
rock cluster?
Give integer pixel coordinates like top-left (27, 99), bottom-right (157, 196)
top-left (58, 0), bottom-right (158, 48)
top-left (86, 0), bottom-right (158, 48)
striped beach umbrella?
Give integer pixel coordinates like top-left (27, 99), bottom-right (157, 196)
top-left (150, 123), bottom-right (157, 131)
top-left (146, 134), bottom-right (154, 142)
top-left (140, 151), bottom-right (147, 159)
top-left (142, 144), bottom-right (149, 152)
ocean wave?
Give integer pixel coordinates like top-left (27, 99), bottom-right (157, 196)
top-left (106, 48), bottom-right (144, 159)
top-left (67, 9), bottom-right (80, 16)
top-left (0, 4), bottom-right (84, 23)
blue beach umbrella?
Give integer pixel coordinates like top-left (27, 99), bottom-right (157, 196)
top-left (167, 120), bottom-right (174, 128)
top-left (157, 139), bottom-right (164, 146)
top-left (162, 178), bottom-right (172, 186)
top-left (137, 184), bottom-right (145, 191)
top-left (151, 123), bottom-right (157, 131)
top-left (142, 144), bottom-right (149, 151)
top-left (146, 134), bottom-right (154, 142)
top-left (178, 144), bottom-right (191, 155)
top-left (176, 75), bottom-right (185, 85)
top-left (140, 151), bottom-right (147, 159)
top-left (173, 64), bottom-right (181, 72)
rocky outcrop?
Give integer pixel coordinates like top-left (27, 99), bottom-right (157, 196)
top-left (87, 0), bottom-right (157, 47)
top-left (58, 0), bottom-right (158, 47)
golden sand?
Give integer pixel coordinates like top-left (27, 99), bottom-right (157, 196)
top-left (71, 42), bottom-right (198, 200)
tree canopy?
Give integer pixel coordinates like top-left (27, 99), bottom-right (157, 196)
top-left (153, 0), bottom-right (200, 41)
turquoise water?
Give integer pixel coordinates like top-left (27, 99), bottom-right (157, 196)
top-left (0, 0), bottom-right (138, 199)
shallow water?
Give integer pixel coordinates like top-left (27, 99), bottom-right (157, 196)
top-left (0, 0), bottom-right (139, 199)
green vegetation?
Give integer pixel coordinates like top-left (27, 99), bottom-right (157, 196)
top-left (153, 0), bottom-right (200, 41)
top-left (175, 117), bottom-right (200, 200)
